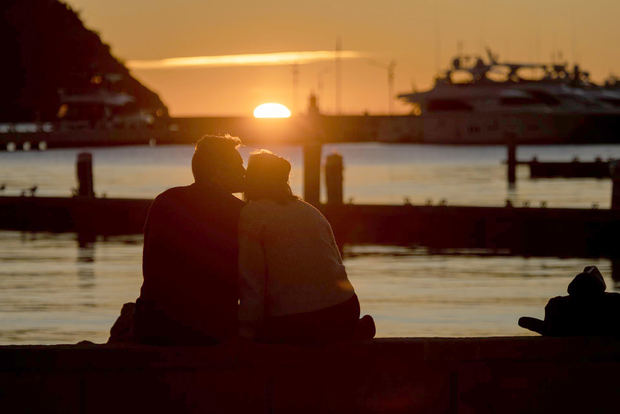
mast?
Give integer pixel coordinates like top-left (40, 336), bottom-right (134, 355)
top-left (335, 37), bottom-right (342, 114)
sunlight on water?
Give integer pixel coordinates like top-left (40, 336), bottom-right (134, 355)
top-left (0, 232), bottom-right (614, 344)
top-left (0, 143), bottom-right (618, 207)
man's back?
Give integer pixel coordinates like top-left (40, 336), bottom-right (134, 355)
top-left (135, 183), bottom-right (244, 344)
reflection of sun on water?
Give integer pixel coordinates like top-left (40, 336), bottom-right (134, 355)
top-left (253, 103), bottom-right (291, 118)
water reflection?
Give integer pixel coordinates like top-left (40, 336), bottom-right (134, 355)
top-left (76, 242), bottom-right (95, 289)
top-left (0, 230), bottom-right (618, 344)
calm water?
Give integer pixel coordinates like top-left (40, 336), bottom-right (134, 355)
top-left (1, 143), bottom-right (619, 344)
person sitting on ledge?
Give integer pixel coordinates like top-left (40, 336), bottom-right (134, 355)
top-left (519, 265), bottom-right (620, 337)
top-left (130, 134), bottom-right (246, 345)
top-left (238, 150), bottom-right (375, 344)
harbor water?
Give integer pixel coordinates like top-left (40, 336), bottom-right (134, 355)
top-left (1, 143), bottom-right (620, 344)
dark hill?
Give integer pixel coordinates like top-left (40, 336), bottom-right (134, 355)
top-left (0, 0), bottom-right (167, 122)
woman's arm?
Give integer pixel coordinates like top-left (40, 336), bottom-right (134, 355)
top-left (238, 207), bottom-right (267, 339)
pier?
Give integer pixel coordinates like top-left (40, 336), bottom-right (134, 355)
top-left (513, 157), bottom-right (614, 179)
top-left (0, 115), bottom-right (420, 151)
top-left (2, 337), bottom-right (620, 413)
top-left (2, 196), bottom-right (620, 259)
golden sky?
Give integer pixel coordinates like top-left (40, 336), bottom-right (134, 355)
top-left (66, 0), bottom-right (620, 116)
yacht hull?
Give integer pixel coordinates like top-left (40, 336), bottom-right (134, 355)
top-left (415, 112), bottom-right (620, 144)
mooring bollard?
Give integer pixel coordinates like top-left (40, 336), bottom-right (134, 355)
top-left (612, 260), bottom-right (620, 283)
top-left (76, 152), bottom-right (94, 198)
top-left (303, 143), bottom-right (322, 207)
top-left (506, 135), bottom-right (517, 186)
top-left (611, 160), bottom-right (620, 209)
top-left (325, 153), bottom-right (344, 205)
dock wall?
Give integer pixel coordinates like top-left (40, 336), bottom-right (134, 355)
top-left (2, 337), bottom-right (620, 413)
top-left (3, 196), bottom-right (620, 258)
top-left (0, 115), bottom-right (421, 150)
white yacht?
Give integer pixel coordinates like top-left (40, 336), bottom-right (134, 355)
top-left (396, 51), bottom-right (620, 144)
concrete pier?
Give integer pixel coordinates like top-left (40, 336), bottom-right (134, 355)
top-left (522, 158), bottom-right (612, 179)
top-left (2, 337), bottom-right (620, 413)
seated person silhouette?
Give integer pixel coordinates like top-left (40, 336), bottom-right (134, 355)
top-left (238, 150), bottom-right (375, 344)
top-left (132, 135), bottom-right (246, 345)
top-left (519, 266), bottom-right (620, 336)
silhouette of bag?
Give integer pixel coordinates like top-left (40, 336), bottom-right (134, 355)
top-left (519, 266), bottom-right (620, 336)
top-left (108, 302), bottom-right (137, 343)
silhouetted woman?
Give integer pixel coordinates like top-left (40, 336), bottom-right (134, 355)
top-left (238, 150), bottom-right (374, 344)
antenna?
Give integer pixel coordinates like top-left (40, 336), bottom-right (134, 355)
top-left (433, 0), bottom-right (441, 72)
top-left (317, 67), bottom-right (330, 103)
top-left (335, 37), bottom-right (342, 114)
top-left (292, 63), bottom-right (299, 115)
top-left (570, 3), bottom-right (577, 63)
top-left (388, 61), bottom-right (395, 115)
top-left (367, 59), bottom-right (397, 115)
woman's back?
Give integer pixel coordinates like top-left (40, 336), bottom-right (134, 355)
top-left (238, 149), bottom-right (373, 343)
top-left (239, 198), bottom-right (354, 318)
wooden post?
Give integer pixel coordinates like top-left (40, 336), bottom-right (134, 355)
top-left (611, 160), bottom-right (620, 209)
top-left (506, 134), bottom-right (517, 186)
top-left (303, 144), bottom-right (322, 207)
top-left (76, 152), bottom-right (94, 198)
top-left (612, 260), bottom-right (620, 283)
top-left (325, 153), bottom-right (343, 205)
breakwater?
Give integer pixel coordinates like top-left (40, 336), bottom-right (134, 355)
top-left (2, 195), bottom-right (620, 258)
top-left (2, 337), bottom-right (620, 413)
top-left (0, 115), bottom-right (419, 151)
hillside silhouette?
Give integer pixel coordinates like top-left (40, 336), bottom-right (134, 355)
top-left (0, 0), bottom-right (167, 122)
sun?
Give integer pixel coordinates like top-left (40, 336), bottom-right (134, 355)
top-left (253, 103), bottom-right (291, 118)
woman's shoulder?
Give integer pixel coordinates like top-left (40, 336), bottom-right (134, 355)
top-left (240, 199), bottom-right (279, 221)
top-left (242, 199), bottom-right (274, 211)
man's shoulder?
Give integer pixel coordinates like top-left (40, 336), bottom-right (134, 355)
top-left (155, 185), bottom-right (191, 202)
top-left (153, 184), bottom-right (244, 212)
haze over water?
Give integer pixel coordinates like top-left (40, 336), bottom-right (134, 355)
top-left (1, 143), bottom-right (619, 344)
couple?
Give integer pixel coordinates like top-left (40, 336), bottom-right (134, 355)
top-left (130, 135), bottom-right (374, 345)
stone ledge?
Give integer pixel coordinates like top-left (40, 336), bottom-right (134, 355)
top-left (1, 337), bottom-right (620, 413)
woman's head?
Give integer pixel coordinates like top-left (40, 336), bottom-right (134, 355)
top-left (245, 150), bottom-right (296, 203)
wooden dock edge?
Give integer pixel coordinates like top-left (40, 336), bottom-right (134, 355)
top-left (2, 337), bottom-right (620, 413)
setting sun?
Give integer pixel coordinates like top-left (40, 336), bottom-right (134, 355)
top-left (253, 103), bottom-right (291, 118)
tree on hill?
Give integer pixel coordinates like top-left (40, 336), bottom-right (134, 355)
top-left (0, 0), bottom-right (168, 122)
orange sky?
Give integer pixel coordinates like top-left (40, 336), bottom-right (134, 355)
top-left (65, 0), bottom-right (620, 116)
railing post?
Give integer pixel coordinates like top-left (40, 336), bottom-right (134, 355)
top-left (611, 160), bottom-right (620, 210)
top-left (76, 152), bottom-right (94, 198)
top-left (506, 134), bottom-right (517, 187)
top-left (325, 153), bottom-right (343, 205)
top-left (303, 143), bottom-right (322, 207)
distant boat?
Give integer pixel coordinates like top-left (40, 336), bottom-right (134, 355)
top-left (396, 50), bottom-right (620, 144)
top-left (0, 74), bottom-right (171, 150)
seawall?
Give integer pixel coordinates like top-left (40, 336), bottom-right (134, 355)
top-left (3, 195), bottom-right (620, 258)
top-left (2, 337), bottom-right (620, 413)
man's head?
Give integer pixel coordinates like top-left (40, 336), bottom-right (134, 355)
top-left (191, 135), bottom-right (245, 193)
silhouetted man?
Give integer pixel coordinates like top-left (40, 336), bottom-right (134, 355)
top-left (134, 135), bottom-right (245, 345)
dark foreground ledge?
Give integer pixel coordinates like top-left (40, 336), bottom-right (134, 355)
top-left (2, 337), bottom-right (620, 413)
